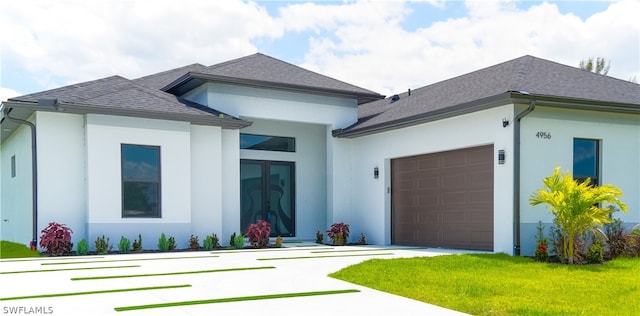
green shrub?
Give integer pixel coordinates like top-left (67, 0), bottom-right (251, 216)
top-left (189, 235), bottom-right (200, 249)
top-left (274, 236), bottom-right (283, 248)
top-left (229, 232), bottom-right (237, 248)
top-left (203, 233), bottom-right (220, 250)
top-left (586, 241), bottom-right (604, 264)
top-left (158, 233), bottom-right (169, 251)
top-left (233, 233), bottom-right (245, 249)
top-left (95, 235), bottom-right (112, 255)
top-left (315, 230), bottom-right (324, 244)
top-left (76, 238), bottom-right (89, 255)
top-left (168, 236), bottom-right (176, 250)
top-left (118, 236), bottom-right (131, 254)
top-left (358, 233), bottom-right (367, 245)
top-left (132, 234), bottom-right (142, 252)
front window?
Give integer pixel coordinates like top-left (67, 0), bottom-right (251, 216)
top-left (573, 138), bottom-right (599, 185)
top-left (240, 133), bottom-right (295, 152)
top-left (121, 144), bottom-right (161, 218)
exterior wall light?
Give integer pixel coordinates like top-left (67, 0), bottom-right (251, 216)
top-left (374, 167), bottom-right (379, 179)
top-left (498, 149), bottom-right (506, 164)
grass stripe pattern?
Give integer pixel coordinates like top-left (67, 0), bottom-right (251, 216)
top-left (114, 289), bottom-right (360, 311)
top-left (0, 265), bottom-right (140, 274)
top-left (257, 253), bottom-right (394, 261)
top-left (0, 284), bottom-right (191, 301)
top-left (41, 255), bottom-right (219, 265)
top-left (72, 266), bottom-right (275, 281)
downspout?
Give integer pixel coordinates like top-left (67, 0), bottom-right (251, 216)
top-left (513, 97), bottom-right (535, 256)
top-left (3, 108), bottom-right (38, 250)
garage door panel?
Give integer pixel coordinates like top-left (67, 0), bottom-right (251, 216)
top-left (392, 145), bottom-right (494, 251)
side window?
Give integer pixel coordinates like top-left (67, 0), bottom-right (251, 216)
top-left (240, 134), bottom-right (296, 152)
top-left (121, 144), bottom-right (161, 218)
top-left (573, 138), bottom-right (599, 185)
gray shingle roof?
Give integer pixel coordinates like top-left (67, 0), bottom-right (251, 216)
top-left (164, 53), bottom-right (384, 104)
top-left (6, 75), bottom-right (248, 128)
top-left (335, 55), bottom-right (640, 137)
top-left (133, 63), bottom-right (209, 89)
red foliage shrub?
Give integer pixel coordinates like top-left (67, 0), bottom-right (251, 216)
top-left (246, 220), bottom-right (272, 248)
top-left (39, 222), bottom-right (73, 256)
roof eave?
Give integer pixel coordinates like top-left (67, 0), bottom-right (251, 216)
top-left (1, 100), bottom-right (252, 129)
top-left (163, 73), bottom-right (385, 105)
top-left (509, 92), bottom-right (640, 114)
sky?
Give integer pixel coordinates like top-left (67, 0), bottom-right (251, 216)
top-left (1, 0), bottom-right (638, 102)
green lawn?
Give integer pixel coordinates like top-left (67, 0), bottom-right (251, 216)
top-left (0, 241), bottom-right (40, 259)
top-left (329, 253), bottom-right (640, 316)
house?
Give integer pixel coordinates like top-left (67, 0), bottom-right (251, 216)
top-left (1, 53), bottom-right (638, 256)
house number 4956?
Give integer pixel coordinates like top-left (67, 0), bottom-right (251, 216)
top-left (536, 131), bottom-right (551, 139)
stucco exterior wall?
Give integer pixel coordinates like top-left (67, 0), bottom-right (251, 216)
top-left (345, 104), bottom-right (516, 254)
top-left (221, 129), bottom-right (240, 242)
top-left (35, 112), bottom-right (87, 246)
top-left (0, 122), bottom-right (34, 244)
top-left (519, 107), bottom-right (640, 256)
top-left (85, 114), bottom-right (193, 249)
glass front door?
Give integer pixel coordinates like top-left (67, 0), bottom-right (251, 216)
top-left (240, 160), bottom-right (295, 237)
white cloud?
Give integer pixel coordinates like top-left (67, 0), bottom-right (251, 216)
top-left (284, 0), bottom-right (639, 95)
top-left (0, 0), bottom-right (281, 90)
top-left (0, 88), bottom-right (22, 103)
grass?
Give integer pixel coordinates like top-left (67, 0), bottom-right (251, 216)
top-left (40, 254), bottom-right (219, 265)
top-left (1, 265), bottom-right (140, 274)
top-left (114, 289), bottom-right (360, 311)
top-left (0, 284), bottom-right (191, 301)
top-left (0, 241), bottom-right (40, 259)
top-left (257, 253), bottom-right (394, 260)
top-left (329, 253), bottom-right (640, 316)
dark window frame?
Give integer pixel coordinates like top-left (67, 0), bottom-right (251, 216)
top-left (240, 133), bottom-right (296, 152)
top-left (573, 138), bottom-right (600, 185)
top-left (121, 144), bottom-right (161, 218)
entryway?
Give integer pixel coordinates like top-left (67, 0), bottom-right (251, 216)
top-left (240, 160), bottom-right (296, 237)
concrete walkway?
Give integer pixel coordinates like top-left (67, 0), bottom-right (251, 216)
top-left (0, 244), bottom-right (472, 315)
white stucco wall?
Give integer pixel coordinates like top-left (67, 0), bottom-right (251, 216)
top-left (85, 114), bottom-right (193, 249)
top-left (0, 122), bottom-right (34, 244)
top-left (345, 104), bottom-right (516, 253)
top-left (221, 129), bottom-right (241, 243)
top-left (239, 118), bottom-right (328, 240)
top-left (35, 112), bottom-right (87, 246)
top-left (519, 107), bottom-right (640, 256)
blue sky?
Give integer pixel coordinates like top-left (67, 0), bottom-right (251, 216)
top-left (1, 0), bottom-right (638, 100)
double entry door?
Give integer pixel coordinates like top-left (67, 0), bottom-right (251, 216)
top-left (240, 160), bottom-right (295, 237)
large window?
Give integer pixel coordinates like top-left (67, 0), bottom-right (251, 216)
top-left (240, 134), bottom-right (295, 152)
top-left (573, 138), bottom-right (599, 185)
top-left (121, 144), bottom-right (161, 218)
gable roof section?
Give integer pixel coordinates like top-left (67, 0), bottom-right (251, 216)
top-left (334, 55), bottom-right (640, 138)
top-left (133, 63), bottom-right (210, 89)
top-left (163, 53), bottom-right (384, 104)
top-left (2, 75), bottom-right (250, 129)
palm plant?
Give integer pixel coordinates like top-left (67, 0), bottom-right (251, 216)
top-left (529, 167), bottom-right (627, 264)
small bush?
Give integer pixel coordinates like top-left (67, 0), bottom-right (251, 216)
top-left (274, 236), bottom-right (283, 248)
top-left (358, 233), bottom-right (367, 245)
top-left (327, 222), bottom-right (350, 246)
top-left (118, 236), bottom-right (131, 254)
top-left (168, 236), bottom-right (176, 250)
top-left (39, 222), bottom-right (73, 256)
top-left (203, 233), bottom-right (220, 250)
top-left (95, 235), bottom-right (112, 255)
top-left (586, 241), bottom-right (604, 264)
top-left (233, 233), bottom-right (245, 249)
top-left (534, 221), bottom-right (549, 262)
top-left (76, 239), bottom-right (89, 255)
top-left (246, 220), bottom-right (272, 248)
top-left (229, 232), bottom-right (237, 247)
top-left (189, 235), bottom-right (200, 249)
top-left (605, 218), bottom-right (640, 259)
top-left (132, 234), bottom-right (142, 252)
top-left (315, 230), bottom-right (324, 244)
top-left (158, 233), bottom-right (169, 251)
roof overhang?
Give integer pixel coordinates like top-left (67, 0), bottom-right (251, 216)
top-left (163, 72), bottom-right (385, 105)
top-left (1, 98), bottom-right (251, 143)
top-left (333, 91), bottom-right (640, 138)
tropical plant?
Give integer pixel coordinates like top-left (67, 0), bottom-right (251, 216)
top-left (274, 236), bottom-right (283, 248)
top-left (579, 57), bottom-right (610, 75)
top-left (233, 233), bottom-right (245, 249)
top-left (327, 222), bottom-right (350, 246)
top-left (534, 221), bottom-right (549, 262)
top-left (229, 232), bottom-right (237, 248)
top-left (158, 233), bottom-right (169, 251)
top-left (168, 236), bottom-right (176, 250)
top-left (76, 238), bottom-right (89, 255)
top-left (246, 220), bottom-right (272, 248)
top-left (358, 233), bottom-right (367, 245)
top-left (118, 236), bottom-right (131, 254)
top-left (189, 235), bottom-right (200, 249)
top-left (39, 222), bottom-right (73, 256)
top-left (586, 240), bottom-right (604, 264)
top-left (95, 235), bottom-right (112, 255)
top-left (529, 167), bottom-right (627, 264)
top-left (203, 235), bottom-right (214, 250)
top-left (605, 217), bottom-right (640, 259)
top-left (132, 234), bottom-right (143, 252)
top-left (315, 230), bottom-right (324, 244)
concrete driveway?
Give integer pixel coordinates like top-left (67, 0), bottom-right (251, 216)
top-left (0, 244), bottom-right (472, 315)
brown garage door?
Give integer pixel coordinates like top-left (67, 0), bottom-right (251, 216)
top-left (391, 145), bottom-right (494, 251)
